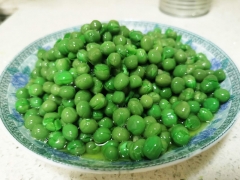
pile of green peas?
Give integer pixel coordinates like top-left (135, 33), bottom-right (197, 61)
top-left (15, 20), bottom-right (231, 161)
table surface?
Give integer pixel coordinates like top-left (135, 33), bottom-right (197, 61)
top-left (0, 0), bottom-right (240, 179)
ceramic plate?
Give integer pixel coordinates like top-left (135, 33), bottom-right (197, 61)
top-left (0, 21), bottom-right (240, 174)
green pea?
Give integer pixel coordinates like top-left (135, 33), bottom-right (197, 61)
top-left (159, 99), bottom-right (171, 110)
top-left (147, 104), bottom-right (161, 119)
top-left (129, 75), bottom-right (142, 89)
top-left (113, 73), bottom-right (129, 90)
top-left (183, 75), bottom-right (197, 89)
top-left (100, 41), bottom-right (116, 55)
top-left (188, 100), bottom-right (201, 113)
top-left (194, 91), bottom-right (207, 104)
top-left (77, 49), bottom-right (89, 63)
top-left (118, 141), bottom-right (132, 159)
top-left (139, 79), bottom-right (153, 95)
top-left (174, 49), bottom-right (187, 64)
top-left (140, 35), bottom-right (153, 51)
top-left (42, 117), bottom-right (62, 131)
top-left (140, 94), bottom-right (153, 109)
top-left (170, 124), bottom-right (190, 146)
top-left (184, 114), bottom-right (201, 131)
top-left (79, 133), bottom-right (92, 143)
top-left (113, 35), bottom-right (127, 45)
top-left (85, 142), bottom-right (101, 154)
top-left (76, 63), bottom-right (90, 75)
top-left (33, 77), bottom-right (46, 85)
top-left (174, 101), bottom-right (190, 119)
top-left (84, 29), bottom-right (100, 43)
top-left (62, 99), bottom-right (75, 108)
top-left (93, 127), bottom-right (111, 144)
top-left (145, 64), bottom-right (158, 80)
top-left (112, 108), bottom-right (130, 126)
top-left (143, 122), bottom-right (162, 138)
top-left (107, 20), bottom-right (120, 34)
top-left (61, 107), bottom-right (78, 123)
top-left (200, 76), bottom-right (220, 94)
top-left (54, 71), bottom-right (73, 85)
top-left (124, 55), bottom-right (138, 70)
top-left (104, 101), bottom-right (118, 117)
top-left (112, 91), bottom-right (125, 105)
top-left (203, 97), bottom-right (220, 113)
top-left (197, 108), bottom-right (213, 122)
top-left (148, 91), bottom-right (161, 103)
top-left (87, 47), bottom-right (102, 65)
top-left (162, 46), bottom-right (175, 59)
top-left (193, 69), bottom-right (207, 82)
top-left (179, 88), bottom-right (194, 101)
top-left (98, 117), bottom-right (113, 129)
top-left (103, 146), bottom-right (119, 161)
top-left (28, 83), bottom-right (44, 97)
top-left (161, 108), bottom-right (178, 127)
top-left (94, 64), bottom-right (110, 81)
top-left (213, 69), bottom-right (226, 82)
top-left (171, 77), bottom-right (185, 94)
top-left (162, 58), bottom-right (176, 71)
top-left (136, 48), bottom-right (148, 64)
top-left (143, 116), bottom-right (157, 125)
top-left (16, 87), bottom-right (29, 99)
top-left (129, 139), bottom-right (145, 161)
top-left (55, 58), bottom-right (71, 71)
top-left (106, 52), bottom-right (121, 68)
top-left (173, 64), bottom-right (187, 77)
top-left (57, 38), bottom-right (69, 55)
top-left (92, 110), bottom-right (104, 121)
top-left (24, 108), bottom-right (39, 119)
top-left (62, 123), bottom-right (78, 141)
top-left (48, 131), bottom-right (66, 149)
top-left (127, 115), bottom-right (146, 135)
top-left (75, 73), bottom-right (93, 90)
top-left (155, 73), bottom-right (172, 87)
top-left (74, 90), bottom-right (92, 105)
top-left (112, 127), bottom-right (130, 142)
top-left (67, 140), bottom-right (86, 155)
top-left (15, 98), bottom-right (30, 114)
top-left (213, 88), bottom-right (230, 103)
top-left (160, 131), bottom-right (171, 145)
top-left (116, 45), bottom-right (127, 58)
top-left (58, 86), bottom-right (76, 99)
top-left (89, 93), bottom-right (107, 110)
top-left (143, 136), bottom-right (162, 160)
top-left (24, 115), bottom-right (42, 130)
top-left (148, 49), bottom-right (161, 64)
top-left (46, 94), bottom-right (61, 105)
top-left (40, 100), bottom-right (57, 113)
top-left (159, 87), bottom-right (172, 100)
top-left (76, 101), bottom-right (92, 118)
top-left (79, 118), bottom-right (98, 134)
top-left (130, 66), bottom-right (145, 78)
top-left (31, 124), bottom-right (49, 140)
top-left (128, 98), bottom-right (143, 115)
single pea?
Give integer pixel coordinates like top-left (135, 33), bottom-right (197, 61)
top-left (42, 117), bottom-right (62, 131)
top-left (170, 124), bottom-right (190, 146)
top-left (174, 101), bottom-right (190, 119)
top-left (106, 53), bottom-right (121, 68)
top-left (75, 73), bottom-right (93, 90)
top-left (54, 71), bottom-right (73, 85)
top-left (184, 114), bottom-right (201, 131)
top-left (40, 100), bottom-right (57, 113)
top-left (94, 64), bottom-right (110, 81)
top-left (58, 86), bottom-right (76, 99)
top-left (93, 127), bottom-right (112, 144)
top-left (179, 88), bottom-right (195, 101)
top-left (31, 124), bottom-right (49, 140)
top-left (112, 127), bottom-right (130, 142)
top-left (169, 96), bottom-right (178, 104)
top-left (100, 41), bottom-right (116, 55)
top-left (162, 58), bottom-right (176, 71)
top-left (143, 136), bottom-right (162, 160)
top-left (162, 46), bottom-right (175, 59)
top-left (24, 108), bottom-right (39, 119)
top-left (159, 99), bottom-right (171, 110)
top-left (124, 55), bottom-right (138, 70)
top-left (57, 38), bottom-right (69, 55)
top-left (140, 35), bottom-right (153, 51)
top-left (174, 49), bottom-right (187, 64)
top-left (147, 104), bottom-right (162, 119)
top-left (127, 115), bottom-right (146, 135)
top-left (77, 49), bottom-right (89, 63)
top-left (159, 87), bottom-right (172, 100)
top-left (76, 101), bottom-right (92, 118)
top-left (171, 77), bottom-right (185, 94)
top-left (62, 123), bottom-right (78, 141)
top-left (92, 110), bottom-right (104, 121)
top-left (213, 69), bottom-right (226, 82)
top-left (112, 108), bottom-right (130, 126)
top-left (213, 88), bottom-right (230, 104)
top-left (173, 64), bottom-right (187, 77)
top-left (85, 141), bottom-right (101, 154)
top-left (90, 19), bottom-right (102, 30)
top-left (113, 73), bottom-right (129, 91)
top-left (28, 83), bottom-right (44, 97)
top-left (194, 91), bottom-right (207, 104)
top-left (145, 64), bottom-right (158, 80)
top-left (15, 98), bottom-right (30, 114)
top-left (102, 140), bottom-right (119, 152)
top-left (128, 75), bottom-right (142, 89)
top-left (200, 76), bottom-right (220, 94)
top-left (102, 31), bottom-right (112, 41)
top-left (165, 28), bottom-right (177, 39)
top-left (87, 47), bottom-right (102, 65)
top-left (79, 133), bottom-right (92, 143)
top-left (112, 91), bottom-right (125, 105)
top-left (140, 94), bottom-right (153, 109)
top-left (183, 75), bottom-right (197, 89)
top-left (33, 77), bottom-right (46, 85)
top-left (148, 49), bottom-right (162, 64)
top-left (143, 116), bottom-right (157, 125)
top-left (98, 117), bottom-right (113, 129)
top-left (148, 91), bottom-right (161, 103)
top-left (104, 101), bottom-right (118, 117)
top-left (128, 98), bottom-right (144, 115)
top-left (103, 146), bottom-right (119, 161)
top-left (104, 77), bottom-right (115, 92)
top-left (139, 79), bottom-right (153, 95)
top-left (80, 23), bottom-right (91, 34)
top-left (74, 90), bottom-right (92, 105)
top-left (188, 100), bottom-right (201, 113)
top-left (195, 59), bottom-right (212, 70)
top-left (160, 131), bottom-right (171, 145)
top-left (143, 122), bottom-right (162, 138)
top-left (136, 48), bottom-right (148, 64)
top-left (91, 77), bottom-right (103, 95)
top-left (24, 115), bottom-right (42, 130)
top-left (48, 131), bottom-right (66, 149)
top-left (129, 139), bottom-right (145, 161)
top-left (67, 140), bottom-right (86, 156)
top-left (16, 87), bottom-right (30, 99)
top-left (29, 97), bottom-right (43, 108)
top-left (79, 118), bottom-right (98, 134)
top-left (155, 73), bottom-right (172, 87)
top-left (55, 58), bottom-right (71, 71)
top-left (61, 107), bottom-right (78, 123)
top-left (76, 63), bottom-right (90, 75)
top-left (42, 81), bottom-right (54, 94)
top-left (62, 98), bottom-right (75, 108)
top-left (89, 93), bottom-right (107, 110)
top-left (116, 44), bottom-right (127, 58)
top-left (130, 66), bottom-right (145, 78)
top-left (107, 20), bottom-right (120, 34)
top-left (197, 108), bottom-right (213, 122)
top-left (118, 141), bottom-right (132, 159)
top-left (193, 69), bottom-right (207, 82)
top-left (84, 29), bottom-right (100, 43)
top-left (203, 97), bottom-right (220, 113)
top-left (161, 108), bottom-right (178, 127)
top-left (113, 35), bottom-right (127, 45)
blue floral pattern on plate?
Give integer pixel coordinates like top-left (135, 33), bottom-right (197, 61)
top-left (0, 21), bottom-right (240, 173)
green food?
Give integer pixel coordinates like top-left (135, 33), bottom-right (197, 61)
top-left (15, 20), bottom-right (230, 162)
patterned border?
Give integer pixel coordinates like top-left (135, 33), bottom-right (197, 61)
top-left (0, 21), bottom-right (240, 173)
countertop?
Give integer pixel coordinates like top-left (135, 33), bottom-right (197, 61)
top-left (0, 0), bottom-right (240, 179)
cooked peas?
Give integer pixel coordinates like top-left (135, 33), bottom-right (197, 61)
top-left (15, 20), bottom-right (231, 162)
